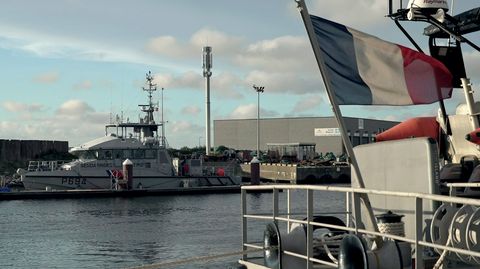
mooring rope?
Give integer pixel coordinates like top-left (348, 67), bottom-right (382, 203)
top-left (126, 248), bottom-right (262, 269)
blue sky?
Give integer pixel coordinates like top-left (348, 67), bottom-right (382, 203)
top-left (0, 0), bottom-right (479, 148)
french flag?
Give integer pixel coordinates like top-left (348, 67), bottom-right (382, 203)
top-left (310, 15), bottom-right (453, 105)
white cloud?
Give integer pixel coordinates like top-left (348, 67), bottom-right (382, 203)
top-left (153, 71), bottom-right (243, 99)
top-left (236, 36), bottom-right (313, 72)
top-left (310, 0), bottom-right (388, 28)
top-left (73, 80), bottom-right (93, 90)
top-left (228, 104), bottom-right (279, 119)
top-left (0, 24), bottom-right (176, 69)
top-left (245, 70), bottom-right (321, 94)
top-left (292, 96), bottom-right (323, 113)
top-left (55, 100), bottom-right (94, 115)
top-left (145, 36), bottom-right (184, 57)
top-left (170, 120), bottom-right (203, 133)
top-left (181, 105), bottom-right (201, 115)
top-left (3, 101), bottom-right (41, 113)
top-left (153, 71), bottom-right (202, 89)
top-left (190, 28), bottom-right (244, 54)
top-left (33, 71), bottom-right (59, 84)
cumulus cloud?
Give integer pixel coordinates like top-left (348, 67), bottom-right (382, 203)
top-left (292, 96), bottom-right (324, 113)
top-left (153, 71), bottom-right (202, 89)
top-left (309, 0), bottom-right (388, 28)
top-left (170, 120), bottom-right (203, 133)
top-left (2, 101), bottom-right (44, 113)
top-left (0, 99), bottom-right (109, 145)
top-left (73, 80), bottom-right (93, 90)
top-left (190, 28), bottom-right (244, 54)
top-left (181, 105), bottom-right (201, 115)
top-left (228, 104), bottom-right (279, 119)
top-left (235, 36), bottom-right (313, 72)
top-left (146, 28), bottom-right (244, 59)
top-left (33, 71), bottom-right (59, 84)
top-left (245, 70), bottom-right (321, 94)
top-left (153, 71), bottom-right (243, 99)
top-left (145, 36), bottom-right (184, 57)
top-left (234, 35), bottom-right (323, 95)
top-left (55, 99), bottom-right (94, 115)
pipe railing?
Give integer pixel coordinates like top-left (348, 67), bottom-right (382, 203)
top-left (241, 184), bottom-right (480, 269)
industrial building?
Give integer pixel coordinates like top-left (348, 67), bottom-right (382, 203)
top-left (213, 117), bottom-right (399, 155)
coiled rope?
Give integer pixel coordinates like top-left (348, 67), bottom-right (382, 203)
top-left (126, 248), bottom-right (262, 269)
top-left (378, 222), bottom-right (405, 236)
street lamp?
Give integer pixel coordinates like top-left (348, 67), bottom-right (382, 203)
top-left (253, 85), bottom-right (264, 158)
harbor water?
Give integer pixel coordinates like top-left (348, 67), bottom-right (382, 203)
top-left (0, 190), bottom-right (345, 268)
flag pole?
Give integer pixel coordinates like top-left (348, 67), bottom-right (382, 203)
top-left (295, 0), bottom-right (381, 237)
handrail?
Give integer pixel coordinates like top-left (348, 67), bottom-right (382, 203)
top-left (241, 184), bottom-right (480, 269)
top-left (27, 160), bottom-right (69, 172)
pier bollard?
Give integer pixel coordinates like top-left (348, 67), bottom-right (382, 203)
top-left (123, 159), bottom-right (133, 190)
top-left (250, 157), bottom-right (260, 185)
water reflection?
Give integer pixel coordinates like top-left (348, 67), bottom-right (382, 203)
top-left (0, 192), bottom-right (344, 268)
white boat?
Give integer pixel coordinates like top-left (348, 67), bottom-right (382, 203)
top-left (237, 1), bottom-right (480, 269)
top-left (21, 72), bottom-right (241, 191)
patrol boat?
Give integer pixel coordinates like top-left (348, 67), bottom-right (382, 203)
top-left (21, 72), bottom-right (241, 190)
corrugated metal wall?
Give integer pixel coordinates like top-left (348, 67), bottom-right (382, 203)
top-left (214, 117), bottom-right (399, 155)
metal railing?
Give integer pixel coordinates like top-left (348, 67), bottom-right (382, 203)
top-left (240, 184), bottom-right (480, 269)
top-left (27, 160), bottom-right (69, 172)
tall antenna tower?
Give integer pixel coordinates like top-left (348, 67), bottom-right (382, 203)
top-left (203, 46), bottom-right (212, 155)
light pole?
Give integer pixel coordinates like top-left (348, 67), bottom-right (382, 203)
top-left (198, 136), bottom-right (202, 148)
top-left (253, 85), bottom-right (264, 158)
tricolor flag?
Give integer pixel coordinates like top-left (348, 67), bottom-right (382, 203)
top-left (310, 15), bottom-right (453, 105)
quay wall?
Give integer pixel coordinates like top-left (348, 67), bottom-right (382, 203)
top-left (0, 140), bottom-right (68, 162)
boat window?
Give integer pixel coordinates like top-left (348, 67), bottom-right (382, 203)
top-left (104, 150), bottom-right (112, 160)
top-left (75, 150), bottom-right (96, 159)
top-left (145, 149), bottom-right (156, 159)
top-left (133, 149), bottom-right (145, 159)
top-left (112, 149), bottom-right (123, 159)
top-left (123, 149), bottom-right (133, 159)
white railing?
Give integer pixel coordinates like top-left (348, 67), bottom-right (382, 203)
top-left (240, 184), bottom-right (480, 269)
top-left (27, 160), bottom-right (69, 172)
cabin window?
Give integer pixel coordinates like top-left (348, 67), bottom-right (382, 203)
top-left (76, 150), bottom-right (96, 159)
top-left (97, 150), bottom-right (113, 160)
top-left (145, 149), bottom-right (156, 159)
top-left (123, 149), bottom-right (133, 159)
top-left (112, 149), bottom-right (123, 159)
top-left (133, 149), bottom-right (145, 159)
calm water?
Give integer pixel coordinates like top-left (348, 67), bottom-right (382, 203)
top-left (0, 190), bottom-right (345, 268)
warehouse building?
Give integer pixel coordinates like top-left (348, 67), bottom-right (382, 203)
top-left (213, 117), bottom-right (399, 156)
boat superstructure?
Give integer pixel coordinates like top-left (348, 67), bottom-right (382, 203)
top-left (238, 1), bottom-right (480, 269)
top-left (22, 72), bottom-right (241, 190)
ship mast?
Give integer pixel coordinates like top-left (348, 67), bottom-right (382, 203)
top-left (137, 71), bottom-right (160, 141)
top-left (140, 71), bottom-right (157, 125)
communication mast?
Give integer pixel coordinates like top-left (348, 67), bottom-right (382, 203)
top-left (203, 46), bottom-right (212, 155)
